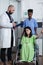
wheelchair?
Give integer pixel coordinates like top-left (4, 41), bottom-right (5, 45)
top-left (13, 38), bottom-right (39, 65)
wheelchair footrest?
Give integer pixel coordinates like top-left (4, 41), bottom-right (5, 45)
top-left (15, 61), bottom-right (35, 65)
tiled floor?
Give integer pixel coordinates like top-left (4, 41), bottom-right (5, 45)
top-left (39, 56), bottom-right (43, 65)
top-left (0, 55), bottom-right (43, 65)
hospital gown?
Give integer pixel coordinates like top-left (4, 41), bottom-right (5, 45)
top-left (20, 35), bottom-right (36, 62)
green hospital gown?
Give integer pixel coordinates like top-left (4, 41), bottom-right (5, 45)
top-left (20, 35), bottom-right (36, 62)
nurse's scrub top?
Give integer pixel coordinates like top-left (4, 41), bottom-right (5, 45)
top-left (20, 35), bottom-right (36, 62)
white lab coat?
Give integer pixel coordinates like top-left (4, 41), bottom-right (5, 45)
top-left (0, 12), bottom-right (15, 48)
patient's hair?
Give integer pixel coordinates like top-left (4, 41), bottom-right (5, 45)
top-left (21, 27), bottom-right (32, 39)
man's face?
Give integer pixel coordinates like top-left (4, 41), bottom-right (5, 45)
top-left (9, 7), bottom-right (15, 14)
top-left (28, 12), bottom-right (33, 18)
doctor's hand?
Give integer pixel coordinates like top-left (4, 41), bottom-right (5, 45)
top-left (12, 22), bottom-right (16, 29)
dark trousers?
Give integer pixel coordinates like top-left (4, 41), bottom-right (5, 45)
top-left (1, 48), bottom-right (12, 62)
top-left (1, 30), bottom-right (13, 62)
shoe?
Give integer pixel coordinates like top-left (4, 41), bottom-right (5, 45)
top-left (0, 61), bottom-right (5, 65)
top-left (6, 60), bottom-right (13, 65)
top-left (36, 61), bottom-right (39, 65)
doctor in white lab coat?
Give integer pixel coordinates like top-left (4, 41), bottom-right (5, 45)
top-left (0, 5), bottom-right (16, 64)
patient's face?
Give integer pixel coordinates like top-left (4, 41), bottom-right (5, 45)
top-left (26, 29), bottom-right (31, 36)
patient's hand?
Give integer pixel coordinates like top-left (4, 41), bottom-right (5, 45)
top-left (41, 30), bottom-right (43, 33)
top-left (0, 26), bottom-right (3, 29)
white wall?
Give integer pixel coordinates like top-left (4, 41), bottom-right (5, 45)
top-left (36, 39), bottom-right (42, 55)
top-left (21, 0), bottom-right (43, 22)
top-left (9, 0), bottom-right (18, 22)
top-left (0, 0), bottom-right (9, 15)
top-left (0, 0), bottom-right (20, 22)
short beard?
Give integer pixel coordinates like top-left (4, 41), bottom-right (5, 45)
top-left (9, 11), bottom-right (13, 15)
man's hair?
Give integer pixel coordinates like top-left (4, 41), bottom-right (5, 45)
top-left (8, 5), bottom-right (14, 8)
top-left (28, 9), bottom-right (33, 13)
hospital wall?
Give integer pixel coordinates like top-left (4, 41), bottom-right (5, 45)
top-left (21, 0), bottom-right (43, 22)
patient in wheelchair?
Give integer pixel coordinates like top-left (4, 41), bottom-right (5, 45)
top-left (19, 26), bottom-right (42, 62)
